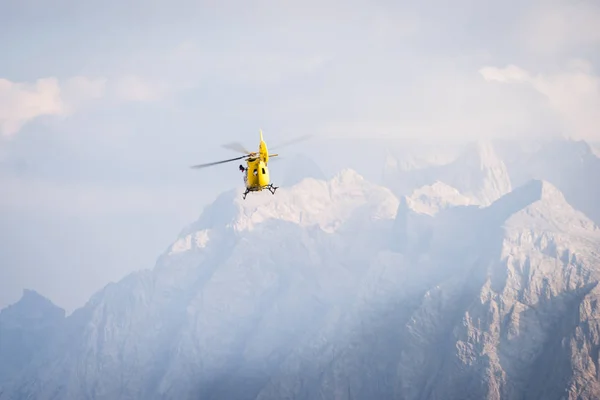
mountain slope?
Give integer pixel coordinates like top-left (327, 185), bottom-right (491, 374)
top-left (0, 289), bottom-right (65, 385)
top-left (1, 168), bottom-right (599, 400)
top-left (0, 170), bottom-right (399, 400)
top-left (255, 179), bottom-right (600, 400)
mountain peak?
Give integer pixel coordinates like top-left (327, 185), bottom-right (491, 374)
top-left (537, 179), bottom-right (566, 201)
top-left (2, 289), bottom-right (63, 315)
top-left (0, 288), bottom-right (65, 327)
top-left (494, 179), bottom-right (563, 209)
top-left (21, 288), bottom-right (45, 301)
top-left (170, 170), bottom-right (398, 253)
top-left (404, 181), bottom-right (472, 216)
top-left (464, 140), bottom-right (502, 169)
top-left (332, 168), bottom-right (364, 183)
top-left (487, 179), bottom-right (599, 234)
top-left (231, 169), bottom-right (396, 233)
top-left (445, 140), bottom-right (512, 206)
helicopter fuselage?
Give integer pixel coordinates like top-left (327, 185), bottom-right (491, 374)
top-left (239, 133), bottom-right (278, 199)
top-left (244, 157), bottom-right (270, 190)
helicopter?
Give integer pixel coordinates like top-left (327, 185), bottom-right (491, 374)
top-left (190, 129), bottom-right (310, 199)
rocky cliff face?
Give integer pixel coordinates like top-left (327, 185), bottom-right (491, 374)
top-left (252, 179), bottom-right (600, 400)
top-left (394, 180), bottom-right (600, 400)
top-left (1, 143), bottom-right (599, 400)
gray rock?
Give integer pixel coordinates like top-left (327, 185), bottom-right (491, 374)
top-left (1, 154), bottom-right (599, 400)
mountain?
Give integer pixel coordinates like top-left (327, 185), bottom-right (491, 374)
top-left (0, 289), bottom-right (65, 385)
top-left (493, 138), bottom-right (600, 226)
top-left (382, 136), bottom-right (600, 224)
top-left (1, 139), bottom-right (600, 400)
top-left (0, 170), bottom-right (400, 400)
top-left (382, 140), bottom-right (512, 206)
top-left (393, 179), bottom-right (600, 400)
top-left (592, 142), bottom-right (600, 158)
top-left (255, 178), bottom-right (600, 400)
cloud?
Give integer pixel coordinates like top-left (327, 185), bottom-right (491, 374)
top-left (480, 60), bottom-right (600, 141)
top-left (478, 65), bottom-right (529, 83)
top-left (0, 78), bottom-right (64, 137)
top-left (0, 76), bottom-right (107, 138)
top-left (0, 73), bottom-right (175, 138)
top-left (62, 76), bottom-right (107, 109)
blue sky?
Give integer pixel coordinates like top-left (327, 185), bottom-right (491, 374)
top-left (1, 0), bottom-right (599, 312)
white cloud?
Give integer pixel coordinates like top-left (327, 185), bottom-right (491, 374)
top-left (0, 78), bottom-right (64, 137)
top-left (478, 65), bottom-right (529, 83)
top-left (480, 60), bottom-right (600, 141)
top-left (0, 76), bottom-right (107, 138)
top-left (62, 76), bottom-right (107, 109)
top-left (0, 73), bottom-right (177, 138)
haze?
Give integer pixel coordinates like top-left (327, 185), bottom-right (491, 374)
top-left (1, 0), bottom-right (599, 312)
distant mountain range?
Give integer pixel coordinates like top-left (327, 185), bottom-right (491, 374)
top-left (1, 138), bottom-right (599, 400)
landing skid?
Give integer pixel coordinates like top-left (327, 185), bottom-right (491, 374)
top-left (242, 184), bottom-right (278, 200)
top-left (266, 183), bottom-right (278, 195)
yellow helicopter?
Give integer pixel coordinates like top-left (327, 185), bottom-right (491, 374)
top-left (191, 129), bottom-right (310, 199)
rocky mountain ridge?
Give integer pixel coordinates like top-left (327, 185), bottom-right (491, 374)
top-left (1, 139), bottom-right (600, 400)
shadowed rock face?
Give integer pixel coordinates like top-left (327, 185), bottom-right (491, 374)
top-left (0, 289), bottom-right (65, 384)
top-left (1, 154), bottom-right (599, 400)
top-left (493, 138), bottom-right (600, 226)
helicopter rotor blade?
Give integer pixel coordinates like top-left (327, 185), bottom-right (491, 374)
top-left (222, 142), bottom-right (252, 154)
top-left (190, 154), bottom-right (248, 169)
top-left (271, 134), bottom-right (313, 150)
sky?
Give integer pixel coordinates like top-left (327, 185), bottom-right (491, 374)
top-left (1, 0), bottom-right (599, 313)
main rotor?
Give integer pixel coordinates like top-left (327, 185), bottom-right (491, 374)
top-left (190, 131), bottom-right (311, 170)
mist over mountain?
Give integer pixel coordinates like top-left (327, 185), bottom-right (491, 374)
top-left (591, 142), bottom-right (600, 158)
top-left (1, 138), bottom-right (599, 400)
top-left (382, 140), bottom-right (512, 206)
top-left (0, 290), bottom-right (64, 385)
top-left (494, 139), bottom-right (600, 226)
